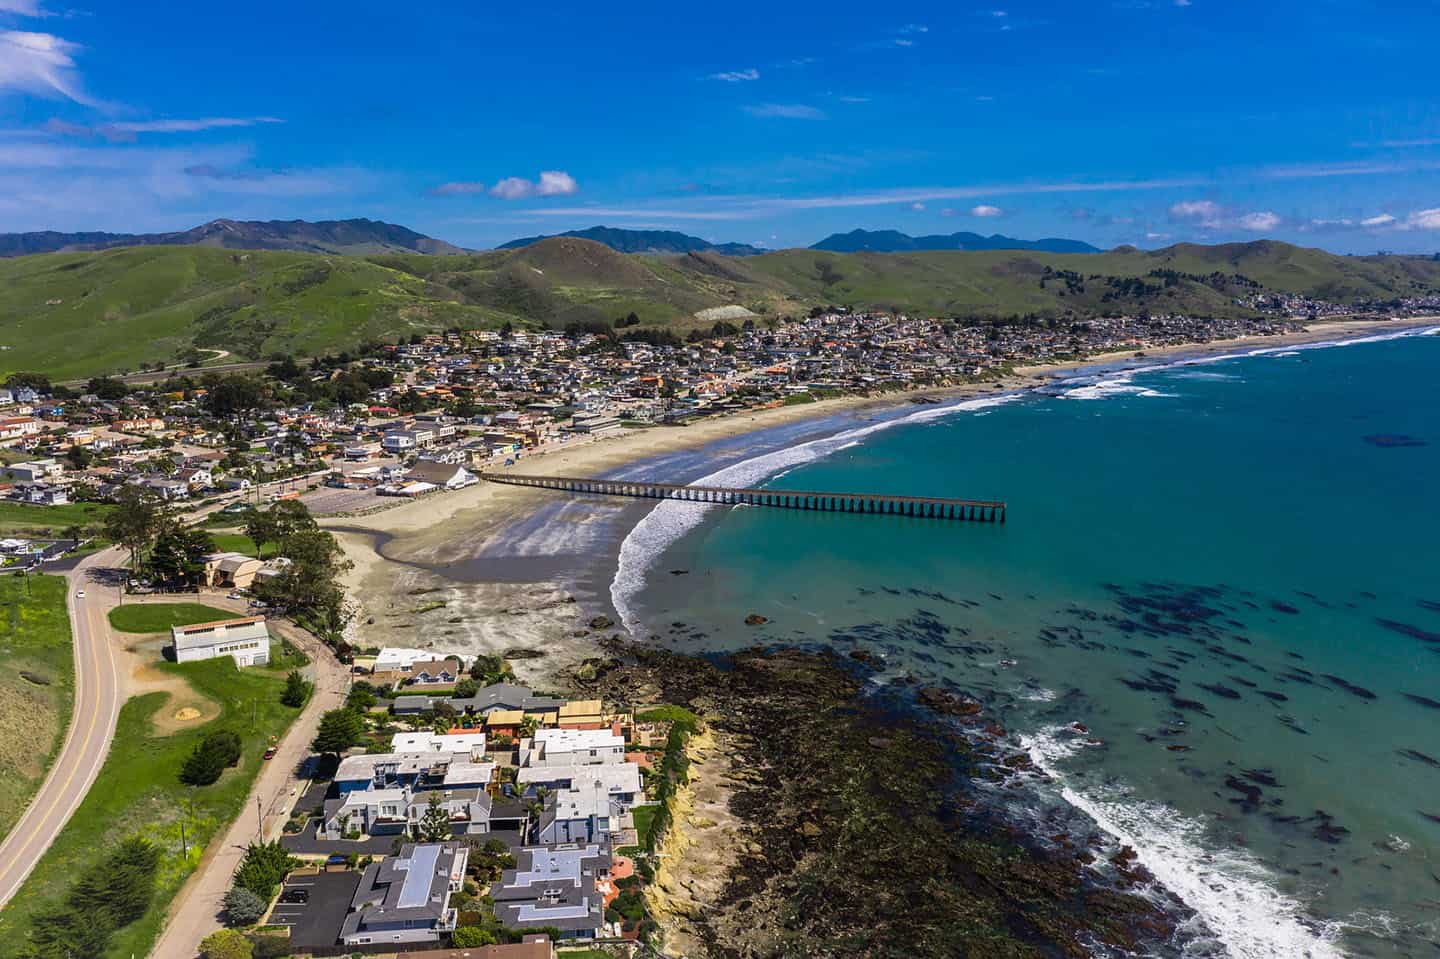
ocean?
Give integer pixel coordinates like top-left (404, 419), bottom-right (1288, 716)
top-left (607, 327), bottom-right (1440, 958)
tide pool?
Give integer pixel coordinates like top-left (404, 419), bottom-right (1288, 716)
top-left (615, 329), bottom-right (1440, 958)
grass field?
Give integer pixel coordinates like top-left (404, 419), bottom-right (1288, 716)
top-left (0, 501), bottom-right (115, 536)
top-left (0, 575), bottom-right (72, 844)
top-left (0, 655), bottom-right (303, 959)
top-left (3, 238), bottom-right (1439, 379)
top-left (631, 804), bottom-right (660, 848)
top-left (108, 602), bottom-right (235, 633)
top-left (205, 532), bottom-right (277, 558)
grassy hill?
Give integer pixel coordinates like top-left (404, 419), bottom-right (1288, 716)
top-left (1, 238), bottom-right (1436, 379)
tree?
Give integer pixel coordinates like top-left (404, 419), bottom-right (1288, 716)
top-left (254, 527), bottom-right (351, 625)
top-left (312, 707), bottom-right (365, 754)
top-left (453, 678), bottom-right (479, 699)
top-left (200, 928), bottom-right (254, 959)
top-left (147, 522), bottom-right (216, 586)
top-left (416, 791), bottom-right (452, 842)
top-left (104, 485), bottom-right (166, 572)
top-left (452, 926), bottom-right (497, 947)
top-left (64, 445), bottom-right (92, 470)
top-left (268, 498), bottom-right (316, 538)
top-left (232, 841), bottom-right (299, 899)
top-left (243, 507), bottom-right (279, 558)
top-left (85, 376), bottom-right (129, 400)
top-left (281, 670), bottom-right (309, 708)
top-left (180, 730), bottom-right (242, 786)
top-left (222, 886), bottom-right (267, 926)
top-left (518, 715), bottom-right (540, 739)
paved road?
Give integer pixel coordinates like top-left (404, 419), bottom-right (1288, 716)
top-left (149, 617), bottom-right (349, 959)
top-left (0, 548), bottom-right (127, 907)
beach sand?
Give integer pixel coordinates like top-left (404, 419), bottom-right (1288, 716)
top-left (322, 317), bottom-right (1436, 684)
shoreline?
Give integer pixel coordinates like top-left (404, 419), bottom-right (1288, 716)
top-left (324, 316), bottom-right (1437, 682)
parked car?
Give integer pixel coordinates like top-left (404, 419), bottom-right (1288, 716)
top-left (279, 887), bottom-right (308, 904)
top-left (263, 746), bottom-right (278, 760)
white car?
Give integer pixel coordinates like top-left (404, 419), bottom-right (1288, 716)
top-left (76, 590), bottom-right (86, 598)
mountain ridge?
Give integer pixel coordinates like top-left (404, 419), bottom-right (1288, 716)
top-left (810, 228), bottom-right (1101, 254)
top-left (0, 218), bottom-right (467, 258)
top-left (497, 226), bottom-right (766, 256)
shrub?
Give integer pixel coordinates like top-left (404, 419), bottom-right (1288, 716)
top-left (200, 928), bottom-right (254, 959)
top-left (223, 886), bottom-right (267, 926)
top-left (232, 841), bottom-right (299, 899)
top-left (180, 730), bottom-right (243, 786)
top-left (452, 926), bottom-right (497, 947)
top-left (281, 670), bottom-right (309, 707)
top-left (24, 837), bottom-right (161, 958)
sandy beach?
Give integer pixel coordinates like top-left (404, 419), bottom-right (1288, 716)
top-left (322, 316), bottom-right (1437, 684)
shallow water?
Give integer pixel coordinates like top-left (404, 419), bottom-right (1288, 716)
top-left (614, 329), bottom-right (1440, 958)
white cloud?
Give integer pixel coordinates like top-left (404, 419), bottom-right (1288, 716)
top-left (1361, 213), bottom-right (1396, 227)
top-left (1406, 208), bottom-right (1440, 230)
top-left (0, 30), bottom-right (92, 104)
top-left (1238, 210), bottom-right (1280, 231)
top-left (744, 103), bottom-right (824, 119)
top-left (1168, 199), bottom-right (1224, 227)
top-left (46, 115), bottom-right (283, 142)
top-left (709, 68), bottom-right (759, 82)
top-left (910, 202), bottom-right (925, 211)
top-left (434, 170), bottom-right (580, 200)
top-left (970, 204), bottom-right (1004, 217)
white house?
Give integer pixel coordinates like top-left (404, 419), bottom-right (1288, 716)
top-left (520, 728), bottom-right (625, 768)
top-left (390, 731), bottom-right (487, 755)
top-left (170, 616), bottom-right (270, 667)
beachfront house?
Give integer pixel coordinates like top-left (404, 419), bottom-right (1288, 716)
top-left (340, 843), bottom-right (467, 946)
top-left (489, 844), bottom-right (609, 941)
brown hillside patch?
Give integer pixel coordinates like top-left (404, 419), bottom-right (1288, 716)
top-left (130, 662), bottom-right (220, 734)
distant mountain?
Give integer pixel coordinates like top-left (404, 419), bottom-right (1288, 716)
top-left (811, 229), bottom-right (1101, 255)
top-left (0, 218), bottom-right (466, 258)
top-left (498, 226), bottom-right (766, 256)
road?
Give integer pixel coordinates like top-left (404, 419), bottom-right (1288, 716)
top-left (149, 617), bottom-right (349, 959)
top-left (0, 548), bottom-right (127, 907)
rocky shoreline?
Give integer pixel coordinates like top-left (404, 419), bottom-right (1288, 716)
top-left (572, 638), bottom-right (1192, 958)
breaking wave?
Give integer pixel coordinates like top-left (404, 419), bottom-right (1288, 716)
top-left (1021, 726), bottom-right (1352, 959)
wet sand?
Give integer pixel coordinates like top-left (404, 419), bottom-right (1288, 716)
top-left (324, 317), bottom-right (1437, 684)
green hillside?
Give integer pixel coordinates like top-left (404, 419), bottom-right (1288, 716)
top-left (1, 238), bottom-right (1436, 379)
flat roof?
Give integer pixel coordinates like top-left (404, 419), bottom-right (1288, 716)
top-left (173, 615), bottom-right (265, 634)
top-left (398, 843), bottom-right (442, 909)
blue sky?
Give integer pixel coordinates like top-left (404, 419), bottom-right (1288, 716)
top-left (2, 0), bottom-right (1439, 252)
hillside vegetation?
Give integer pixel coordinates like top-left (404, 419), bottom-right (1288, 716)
top-left (1, 238), bottom-right (1437, 379)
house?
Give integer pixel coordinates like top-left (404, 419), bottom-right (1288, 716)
top-left (169, 616), bottom-right (270, 667)
top-left (202, 551), bottom-right (264, 589)
top-left (489, 844), bottom-right (609, 941)
top-left (515, 762), bottom-right (641, 810)
top-left (333, 749), bottom-right (491, 795)
top-left (536, 781), bottom-right (624, 844)
top-left (373, 647), bottom-right (472, 673)
top-left (403, 461), bottom-right (477, 491)
top-left (1, 459), bottom-right (62, 483)
top-left (407, 658), bottom-right (463, 687)
top-left (15, 483), bottom-right (70, 506)
top-left (340, 843), bottom-right (468, 946)
top-left (391, 731), bottom-right (487, 754)
top-left (0, 417), bottom-right (44, 443)
top-left (403, 935), bottom-right (554, 959)
top-left (174, 466), bottom-right (214, 488)
top-left (519, 728), bottom-right (625, 768)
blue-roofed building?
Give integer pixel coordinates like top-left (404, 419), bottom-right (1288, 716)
top-left (339, 842), bottom-right (468, 946)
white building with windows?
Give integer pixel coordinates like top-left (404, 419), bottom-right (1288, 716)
top-left (169, 616), bottom-right (270, 667)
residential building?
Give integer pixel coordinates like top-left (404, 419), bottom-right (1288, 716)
top-left (489, 844), bottom-right (609, 941)
top-left (340, 843), bottom-right (467, 946)
top-left (202, 551), bottom-right (264, 589)
top-left (519, 728), bottom-right (625, 768)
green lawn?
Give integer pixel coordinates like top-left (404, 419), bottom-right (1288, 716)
top-left (108, 602), bottom-right (235, 633)
top-left (0, 656), bottom-right (304, 959)
top-left (631, 804), bottom-right (660, 848)
top-left (0, 501), bottom-right (115, 536)
top-left (0, 575), bottom-right (72, 844)
top-left (205, 532), bottom-right (277, 558)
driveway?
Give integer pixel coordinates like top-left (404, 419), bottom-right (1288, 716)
top-left (267, 871), bottom-right (361, 950)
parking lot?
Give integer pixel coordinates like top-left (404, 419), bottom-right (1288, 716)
top-left (266, 870), bottom-right (362, 950)
top-left (299, 485), bottom-right (385, 516)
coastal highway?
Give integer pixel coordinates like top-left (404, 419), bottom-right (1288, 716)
top-left (0, 548), bottom-right (126, 907)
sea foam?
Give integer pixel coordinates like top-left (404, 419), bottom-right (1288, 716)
top-left (1020, 727), bottom-right (1350, 959)
top-left (609, 393), bottom-right (1023, 632)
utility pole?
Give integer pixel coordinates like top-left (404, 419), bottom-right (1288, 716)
top-left (256, 795), bottom-right (264, 839)
top-left (179, 821), bottom-right (187, 857)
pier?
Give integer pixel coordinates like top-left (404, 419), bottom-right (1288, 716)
top-left (477, 472), bottom-right (1007, 523)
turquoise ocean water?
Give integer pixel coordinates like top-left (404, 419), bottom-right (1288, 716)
top-left (611, 329), bottom-right (1440, 958)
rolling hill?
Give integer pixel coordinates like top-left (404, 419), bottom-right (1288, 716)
top-left (0, 218), bottom-right (466, 258)
top-left (811, 229), bottom-right (1101, 254)
top-left (497, 226), bottom-right (765, 256)
top-left (1, 238), bottom-right (1436, 379)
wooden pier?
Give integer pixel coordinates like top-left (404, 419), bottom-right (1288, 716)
top-left (477, 472), bottom-right (1006, 523)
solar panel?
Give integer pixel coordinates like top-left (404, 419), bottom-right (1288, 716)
top-left (398, 845), bottom-right (441, 908)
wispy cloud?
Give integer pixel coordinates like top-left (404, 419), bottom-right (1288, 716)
top-left (0, 1), bottom-right (43, 14)
top-left (0, 29), bottom-right (93, 104)
top-left (523, 206), bottom-right (751, 221)
top-left (1362, 213), bottom-right (1396, 227)
top-left (432, 170), bottom-right (579, 199)
top-left (970, 204), bottom-right (1004, 217)
top-left (45, 115), bottom-right (283, 142)
top-left (1403, 208), bottom-right (1440, 230)
top-left (709, 68), bottom-right (759, 82)
top-left (1169, 198), bottom-right (1223, 226)
top-left (1237, 210), bottom-right (1280, 231)
top-left (744, 103), bottom-right (825, 119)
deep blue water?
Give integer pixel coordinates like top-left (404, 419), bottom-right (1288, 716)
top-left (614, 330), bottom-right (1440, 958)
